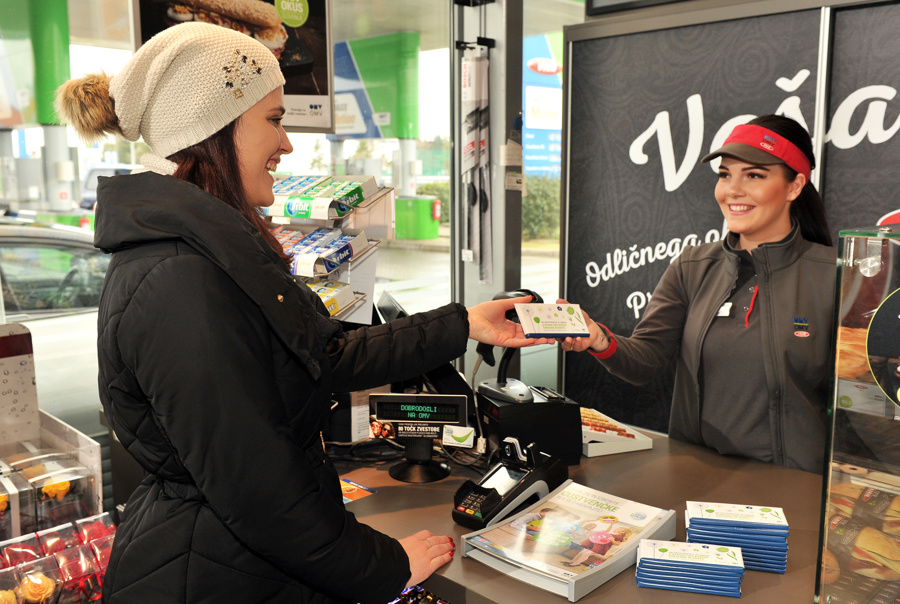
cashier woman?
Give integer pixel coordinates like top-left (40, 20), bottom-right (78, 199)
top-left (562, 115), bottom-right (835, 474)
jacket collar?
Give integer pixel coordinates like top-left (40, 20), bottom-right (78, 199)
top-left (722, 222), bottom-right (810, 271)
top-left (95, 171), bottom-right (335, 380)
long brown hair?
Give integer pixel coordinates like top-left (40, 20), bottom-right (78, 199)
top-left (168, 121), bottom-right (291, 262)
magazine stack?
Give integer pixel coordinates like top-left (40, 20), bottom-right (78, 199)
top-left (463, 480), bottom-right (676, 602)
top-left (685, 501), bottom-right (789, 573)
top-left (635, 539), bottom-right (745, 598)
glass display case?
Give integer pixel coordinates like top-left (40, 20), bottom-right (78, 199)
top-left (818, 227), bottom-right (900, 603)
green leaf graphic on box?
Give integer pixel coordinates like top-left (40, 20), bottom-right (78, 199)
top-left (567, 307), bottom-right (575, 315)
top-left (533, 317), bottom-right (541, 323)
top-left (451, 429), bottom-right (474, 443)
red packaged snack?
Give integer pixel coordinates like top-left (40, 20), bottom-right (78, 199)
top-left (55, 544), bottom-right (101, 603)
top-left (37, 524), bottom-right (81, 556)
top-left (1, 533), bottom-right (42, 567)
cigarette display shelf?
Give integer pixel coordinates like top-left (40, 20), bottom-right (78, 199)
top-left (271, 183), bottom-right (394, 325)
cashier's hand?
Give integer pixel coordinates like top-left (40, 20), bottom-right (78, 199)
top-left (555, 299), bottom-right (606, 353)
top-left (400, 530), bottom-right (455, 588)
top-left (467, 295), bottom-right (555, 348)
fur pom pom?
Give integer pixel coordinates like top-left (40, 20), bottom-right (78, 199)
top-left (55, 73), bottom-right (123, 143)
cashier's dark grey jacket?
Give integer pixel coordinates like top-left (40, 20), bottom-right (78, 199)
top-left (596, 226), bottom-right (835, 473)
top-left (94, 171), bottom-right (469, 604)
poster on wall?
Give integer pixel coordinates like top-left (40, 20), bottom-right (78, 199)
top-left (136, 0), bottom-right (333, 132)
top-left (563, 10), bottom-right (820, 431)
top-left (522, 32), bottom-right (563, 177)
top-left (822, 4), bottom-right (900, 236)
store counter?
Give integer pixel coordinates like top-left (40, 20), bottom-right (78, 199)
top-left (335, 433), bottom-right (824, 603)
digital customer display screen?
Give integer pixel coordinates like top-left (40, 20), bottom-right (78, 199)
top-left (372, 394), bottom-right (465, 426)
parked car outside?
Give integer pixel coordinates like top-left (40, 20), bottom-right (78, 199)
top-left (0, 217), bottom-right (108, 437)
top-left (80, 164), bottom-right (139, 210)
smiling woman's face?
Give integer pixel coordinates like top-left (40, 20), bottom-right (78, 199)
top-left (234, 87), bottom-right (293, 207)
top-left (714, 157), bottom-right (805, 251)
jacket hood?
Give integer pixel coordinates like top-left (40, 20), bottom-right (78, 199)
top-left (94, 171), bottom-right (336, 380)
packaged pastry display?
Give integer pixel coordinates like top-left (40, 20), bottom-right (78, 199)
top-left (580, 406), bottom-right (652, 457)
top-left (820, 227), bottom-right (900, 603)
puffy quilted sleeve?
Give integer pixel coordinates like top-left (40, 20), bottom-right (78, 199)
top-left (325, 302), bottom-right (470, 392)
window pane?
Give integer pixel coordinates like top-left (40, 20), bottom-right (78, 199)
top-left (0, 245), bottom-right (109, 312)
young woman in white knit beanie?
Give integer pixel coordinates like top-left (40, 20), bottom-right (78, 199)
top-left (56, 21), bottom-right (548, 604)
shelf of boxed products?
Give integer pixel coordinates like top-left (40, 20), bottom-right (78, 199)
top-left (265, 174), bottom-right (381, 224)
top-left (266, 175), bottom-right (393, 324)
top-left (0, 510), bottom-right (117, 602)
top-left (271, 224), bottom-right (380, 320)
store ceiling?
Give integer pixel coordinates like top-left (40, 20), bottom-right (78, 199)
top-left (67, 0), bottom-right (586, 51)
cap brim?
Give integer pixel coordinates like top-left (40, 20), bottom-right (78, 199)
top-left (701, 142), bottom-right (785, 166)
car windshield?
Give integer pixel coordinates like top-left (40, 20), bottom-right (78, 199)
top-left (0, 243), bottom-right (109, 315)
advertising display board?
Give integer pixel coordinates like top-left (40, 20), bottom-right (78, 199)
top-left (822, 4), bottom-right (900, 231)
top-left (331, 33), bottom-right (419, 140)
top-left (563, 10), bottom-right (820, 431)
top-left (136, 0), bottom-right (333, 132)
top-left (522, 33), bottom-right (563, 177)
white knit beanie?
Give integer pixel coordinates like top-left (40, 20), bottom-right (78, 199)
top-left (109, 22), bottom-right (285, 160)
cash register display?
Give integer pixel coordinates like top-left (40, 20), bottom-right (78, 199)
top-left (481, 465), bottom-right (527, 496)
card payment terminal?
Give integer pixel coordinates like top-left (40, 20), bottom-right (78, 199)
top-left (452, 438), bottom-right (567, 530)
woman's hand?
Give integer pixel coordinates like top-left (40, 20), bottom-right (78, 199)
top-left (467, 295), bottom-right (555, 348)
top-left (399, 530), bottom-right (455, 588)
top-left (555, 299), bottom-right (607, 353)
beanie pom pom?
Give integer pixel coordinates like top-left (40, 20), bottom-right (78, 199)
top-left (55, 73), bottom-right (124, 143)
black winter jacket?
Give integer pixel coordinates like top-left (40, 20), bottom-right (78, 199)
top-left (94, 172), bottom-right (469, 603)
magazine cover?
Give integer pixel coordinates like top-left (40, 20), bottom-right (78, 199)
top-left (463, 480), bottom-right (676, 601)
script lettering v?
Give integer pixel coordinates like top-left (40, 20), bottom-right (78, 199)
top-left (630, 94), bottom-right (705, 192)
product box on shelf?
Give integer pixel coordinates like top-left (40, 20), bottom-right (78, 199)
top-left (329, 175), bottom-right (379, 208)
top-left (304, 278), bottom-right (357, 317)
top-left (0, 472), bottom-right (35, 542)
top-left (55, 543), bottom-right (102, 602)
top-left (20, 459), bottom-right (94, 531)
top-left (13, 556), bottom-right (62, 603)
top-left (271, 175), bottom-right (331, 198)
top-left (1, 449), bottom-right (72, 476)
top-left (818, 227), bottom-right (900, 604)
top-left (37, 523), bottom-right (81, 556)
top-left (1, 532), bottom-right (43, 568)
top-left (267, 175), bottom-right (377, 221)
top-left (88, 533), bottom-right (114, 573)
top-left (0, 567), bottom-right (16, 602)
top-left (289, 228), bottom-right (370, 277)
top-left (74, 512), bottom-right (116, 546)
top-left (580, 407), bottom-right (652, 457)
